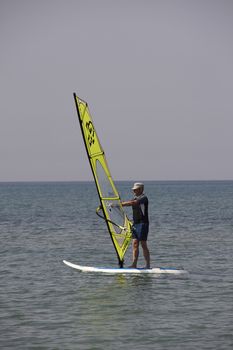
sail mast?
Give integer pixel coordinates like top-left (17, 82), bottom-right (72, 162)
top-left (73, 93), bottom-right (132, 267)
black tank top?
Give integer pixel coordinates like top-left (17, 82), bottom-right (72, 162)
top-left (132, 194), bottom-right (149, 224)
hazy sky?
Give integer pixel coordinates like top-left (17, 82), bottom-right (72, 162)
top-left (1, 0), bottom-right (233, 181)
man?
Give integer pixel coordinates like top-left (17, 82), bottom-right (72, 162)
top-left (121, 182), bottom-right (150, 269)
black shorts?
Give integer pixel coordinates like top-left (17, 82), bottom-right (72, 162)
top-left (132, 223), bottom-right (149, 241)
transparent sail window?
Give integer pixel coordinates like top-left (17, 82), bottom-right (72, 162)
top-left (95, 159), bottom-right (116, 198)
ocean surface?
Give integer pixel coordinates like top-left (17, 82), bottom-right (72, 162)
top-left (1, 181), bottom-right (233, 350)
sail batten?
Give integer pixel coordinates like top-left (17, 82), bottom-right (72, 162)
top-left (73, 93), bottom-right (132, 267)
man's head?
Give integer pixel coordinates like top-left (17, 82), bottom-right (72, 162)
top-left (132, 182), bottom-right (144, 195)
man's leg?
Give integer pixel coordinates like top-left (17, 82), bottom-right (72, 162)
top-left (141, 241), bottom-right (150, 268)
top-left (130, 239), bottom-right (139, 268)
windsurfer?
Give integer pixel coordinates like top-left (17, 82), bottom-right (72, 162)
top-left (121, 182), bottom-right (150, 269)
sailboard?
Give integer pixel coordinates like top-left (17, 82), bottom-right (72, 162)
top-left (72, 93), bottom-right (132, 267)
top-left (63, 260), bottom-right (187, 275)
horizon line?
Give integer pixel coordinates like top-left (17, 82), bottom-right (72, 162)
top-left (0, 179), bottom-right (233, 183)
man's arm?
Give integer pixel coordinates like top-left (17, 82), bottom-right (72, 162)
top-left (121, 199), bottom-right (138, 207)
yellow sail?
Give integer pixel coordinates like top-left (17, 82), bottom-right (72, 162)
top-left (73, 93), bottom-right (132, 267)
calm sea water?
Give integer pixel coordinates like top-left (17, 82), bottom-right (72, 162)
top-left (1, 181), bottom-right (233, 350)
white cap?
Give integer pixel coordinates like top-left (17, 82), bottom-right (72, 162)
top-left (132, 182), bottom-right (144, 190)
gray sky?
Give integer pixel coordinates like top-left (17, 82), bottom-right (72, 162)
top-left (1, 0), bottom-right (233, 181)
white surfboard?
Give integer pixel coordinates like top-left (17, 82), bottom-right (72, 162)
top-left (63, 260), bottom-right (187, 275)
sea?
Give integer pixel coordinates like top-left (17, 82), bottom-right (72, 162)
top-left (1, 181), bottom-right (233, 350)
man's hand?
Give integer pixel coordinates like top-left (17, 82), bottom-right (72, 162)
top-left (109, 202), bottom-right (120, 208)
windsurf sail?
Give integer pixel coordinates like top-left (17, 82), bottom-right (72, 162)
top-left (73, 93), bottom-right (132, 267)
